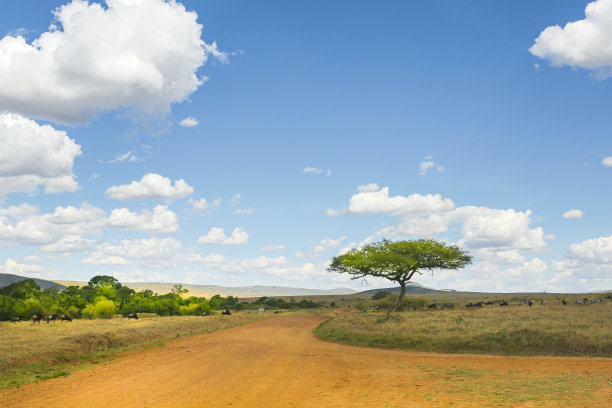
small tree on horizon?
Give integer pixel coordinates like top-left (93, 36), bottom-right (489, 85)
top-left (328, 239), bottom-right (472, 311)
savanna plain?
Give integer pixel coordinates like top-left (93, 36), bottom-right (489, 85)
top-left (1, 293), bottom-right (611, 407)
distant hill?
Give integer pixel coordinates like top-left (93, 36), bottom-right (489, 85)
top-left (52, 280), bottom-right (356, 298)
top-left (358, 283), bottom-right (462, 295)
top-left (0, 273), bottom-right (66, 291)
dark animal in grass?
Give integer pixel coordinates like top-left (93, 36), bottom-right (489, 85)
top-left (465, 303), bottom-right (474, 308)
top-left (499, 300), bottom-right (508, 306)
top-left (561, 299), bottom-right (567, 306)
top-left (32, 315), bottom-right (43, 323)
top-left (202, 311), bottom-right (210, 316)
top-left (10, 317), bottom-right (21, 322)
top-left (528, 300), bottom-right (534, 307)
top-left (275, 311), bottom-right (283, 315)
top-left (59, 314), bottom-right (72, 322)
top-left (441, 304), bottom-right (455, 310)
top-left (127, 313), bottom-right (138, 320)
top-left (428, 304), bottom-right (437, 309)
top-left (45, 314), bottom-right (59, 323)
top-left (222, 309), bottom-right (232, 316)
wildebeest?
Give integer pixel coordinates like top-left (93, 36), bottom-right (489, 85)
top-left (561, 299), bottom-right (567, 306)
top-left (202, 311), bottom-right (210, 316)
top-left (428, 304), bottom-right (437, 309)
top-left (45, 314), bottom-right (59, 323)
top-left (32, 314), bottom-right (44, 323)
top-left (221, 309), bottom-right (231, 316)
top-left (127, 313), bottom-right (138, 320)
top-left (59, 314), bottom-right (72, 322)
top-left (499, 300), bottom-right (508, 306)
top-left (10, 317), bottom-right (21, 322)
top-left (465, 302), bottom-right (474, 308)
top-left (276, 311), bottom-right (284, 315)
top-left (528, 300), bottom-right (534, 307)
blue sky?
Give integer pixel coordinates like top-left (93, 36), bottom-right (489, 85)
top-left (0, 0), bottom-right (611, 292)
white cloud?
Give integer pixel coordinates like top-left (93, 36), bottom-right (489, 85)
top-left (0, 0), bottom-right (225, 124)
top-left (179, 116), bottom-right (199, 127)
top-left (566, 235), bottom-right (612, 263)
top-left (296, 236), bottom-right (346, 258)
top-left (233, 207), bottom-right (254, 215)
top-left (303, 166), bottom-right (332, 176)
top-left (0, 258), bottom-right (55, 279)
top-left (196, 227), bottom-right (248, 245)
top-left (562, 209), bottom-right (583, 219)
top-left (108, 151), bottom-right (140, 164)
top-left (418, 157), bottom-right (445, 175)
top-left (357, 183), bottom-right (379, 193)
top-left (107, 205), bottom-right (179, 234)
top-left (0, 113), bottom-right (81, 196)
top-left (344, 186), bottom-right (455, 217)
top-left (326, 208), bottom-right (340, 217)
top-left (190, 197), bottom-right (220, 212)
top-left (49, 203), bottom-right (105, 224)
top-left (83, 237), bottom-right (184, 265)
top-left (529, 0), bottom-right (612, 78)
top-left (41, 235), bottom-right (97, 253)
top-left (261, 244), bottom-right (286, 251)
top-left (602, 156), bottom-right (612, 166)
top-left (106, 173), bottom-right (194, 200)
top-left (230, 194), bottom-right (241, 206)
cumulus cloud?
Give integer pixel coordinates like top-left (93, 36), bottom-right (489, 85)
top-left (344, 186), bottom-right (455, 217)
top-left (107, 205), bottom-right (179, 233)
top-left (0, 258), bottom-right (55, 279)
top-left (106, 173), bottom-right (193, 200)
top-left (296, 236), bottom-right (346, 258)
top-left (357, 183), bottom-right (379, 193)
top-left (190, 197), bottom-right (221, 212)
top-left (562, 209), bottom-right (583, 219)
top-left (0, 0), bottom-right (226, 124)
top-left (530, 0), bottom-right (612, 78)
top-left (83, 237), bottom-right (184, 265)
top-left (325, 208), bottom-right (340, 217)
top-left (179, 116), bottom-right (199, 127)
top-left (602, 156), bottom-right (612, 166)
top-left (418, 157), bottom-right (445, 175)
top-left (0, 203), bottom-right (105, 247)
top-left (196, 227), bottom-right (248, 245)
top-left (0, 113), bottom-right (81, 196)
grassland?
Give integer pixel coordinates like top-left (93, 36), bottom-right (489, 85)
top-left (315, 295), bottom-right (612, 356)
top-left (0, 311), bottom-right (271, 389)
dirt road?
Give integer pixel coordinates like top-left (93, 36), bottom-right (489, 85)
top-left (1, 315), bottom-right (610, 407)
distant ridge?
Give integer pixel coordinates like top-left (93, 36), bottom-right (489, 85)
top-left (0, 273), bottom-right (66, 291)
top-left (357, 283), bottom-right (464, 295)
top-left (52, 280), bottom-right (356, 297)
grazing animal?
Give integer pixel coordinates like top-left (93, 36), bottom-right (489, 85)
top-left (428, 304), bottom-right (437, 309)
top-left (591, 298), bottom-right (602, 304)
top-left (45, 314), bottom-right (59, 323)
top-left (10, 317), bottom-right (21, 322)
top-left (442, 303), bottom-right (455, 310)
top-left (59, 314), bottom-right (72, 322)
top-left (465, 303), bottom-right (474, 308)
top-left (528, 300), bottom-right (534, 307)
top-left (575, 299), bottom-right (585, 306)
top-left (127, 313), bottom-right (139, 320)
top-left (561, 299), bottom-right (567, 306)
top-left (221, 309), bottom-right (232, 316)
top-left (518, 301), bottom-right (527, 306)
top-left (32, 315), bottom-right (43, 323)
top-left (499, 300), bottom-right (508, 306)
top-left (202, 311), bottom-right (210, 316)
top-left (474, 302), bottom-right (483, 308)
top-left (275, 311), bottom-right (283, 315)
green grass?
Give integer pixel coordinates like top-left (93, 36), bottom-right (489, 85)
top-left (314, 300), bottom-right (612, 356)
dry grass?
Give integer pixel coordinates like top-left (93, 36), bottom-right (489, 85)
top-left (315, 300), bottom-right (612, 356)
top-left (0, 311), bottom-right (270, 389)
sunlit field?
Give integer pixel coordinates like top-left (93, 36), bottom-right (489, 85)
top-left (315, 294), bottom-right (612, 356)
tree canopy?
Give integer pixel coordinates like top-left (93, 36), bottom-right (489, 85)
top-left (328, 239), bottom-right (472, 310)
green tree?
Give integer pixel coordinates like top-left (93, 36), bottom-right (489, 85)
top-left (88, 275), bottom-right (120, 288)
top-left (171, 284), bottom-right (189, 298)
top-left (328, 239), bottom-right (471, 310)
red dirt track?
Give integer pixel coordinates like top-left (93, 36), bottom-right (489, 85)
top-left (1, 315), bottom-right (610, 407)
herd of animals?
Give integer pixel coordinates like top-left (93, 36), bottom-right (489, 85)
top-left (428, 295), bottom-right (610, 310)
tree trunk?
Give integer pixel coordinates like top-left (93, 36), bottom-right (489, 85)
top-left (397, 281), bottom-right (406, 311)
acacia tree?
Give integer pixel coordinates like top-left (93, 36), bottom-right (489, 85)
top-left (328, 239), bottom-right (472, 310)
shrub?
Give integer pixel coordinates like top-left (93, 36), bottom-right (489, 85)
top-left (82, 304), bottom-right (96, 319)
top-left (94, 298), bottom-right (117, 319)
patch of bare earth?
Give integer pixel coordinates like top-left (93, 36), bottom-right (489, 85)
top-left (1, 316), bottom-right (610, 407)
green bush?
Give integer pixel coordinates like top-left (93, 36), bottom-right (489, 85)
top-left (94, 298), bottom-right (117, 319)
top-left (81, 304), bottom-right (96, 319)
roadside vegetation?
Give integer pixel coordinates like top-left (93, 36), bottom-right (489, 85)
top-left (315, 292), bottom-right (612, 357)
